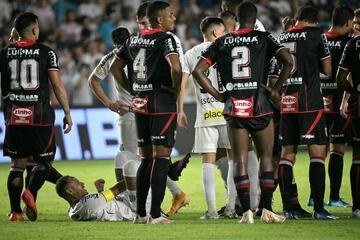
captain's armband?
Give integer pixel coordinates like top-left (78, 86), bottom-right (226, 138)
top-left (101, 189), bottom-right (115, 202)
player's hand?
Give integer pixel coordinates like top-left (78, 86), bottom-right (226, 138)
top-left (340, 100), bottom-right (349, 119)
top-left (262, 84), bottom-right (281, 110)
top-left (177, 111), bottom-right (188, 128)
top-left (282, 16), bottom-right (295, 31)
top-left (117, 101), bottom-right (132, 116)
top-left (63, 113), bottom-right (73, 134)
top-left (94, 179), bottom-right (105, 193)
top-left (107, 101), bottom-right (122, 113)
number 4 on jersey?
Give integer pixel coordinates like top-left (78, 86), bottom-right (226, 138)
top-left (134, 48), bottom-right (147, 80)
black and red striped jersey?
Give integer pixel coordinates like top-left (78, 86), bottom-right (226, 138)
top-left (321, 32), bottom-right (351, 114)
top-left (339, 35), bottom-right (360, 117)
top-left (201, 28), bottom-right (284, 118)
top-left (0, 40), bottom-right (59, 126)
top-left (278, 26), bottom-right (330, 113)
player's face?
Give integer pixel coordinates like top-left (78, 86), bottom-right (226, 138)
top-left (353, 16), bottom-right (360, 34)
top-left (159, 7), bottom-right (176, 31)
top-left (68, 177), bottom-right (88, 199)
top-left (137, 16), bottom-right (149, 30)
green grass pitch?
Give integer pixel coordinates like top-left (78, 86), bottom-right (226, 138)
top-left (0, 151), bottom-right (358, 240)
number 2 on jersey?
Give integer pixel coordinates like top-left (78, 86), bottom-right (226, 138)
top-left (231, 46), bottom-right (251, 79)
top-left (134, 48), bottom-right (147, 80)
top-left (9, 59), bottom-right (39, 90)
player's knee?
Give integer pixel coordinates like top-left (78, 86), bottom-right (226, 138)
top-left (32, 163), bottom-right (50, 172)
top-left (115, 151), bottom-right (140, 169)
top-left (123, 160), bottom-right (140, 177)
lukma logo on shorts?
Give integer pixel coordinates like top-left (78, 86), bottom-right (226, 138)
top-left (204, 110), bottom-right (223, 120)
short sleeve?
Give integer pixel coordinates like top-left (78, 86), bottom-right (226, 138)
top-left (266, 33), bottom-right (285, 57)
top-left (339, 39), bottom-right (354, 71)
top-left (92, 52), bottom-right (113, 80)
top-left (163, 35), bottom-right (179, 58)
top-left (319, 33), bottom-right (331, 60)
top-left (47, 49), bottom-right (59, 71)
top-left (201, 41), bottom-right (218, 66)
top-left (182, 50), bottom-right (191, 74)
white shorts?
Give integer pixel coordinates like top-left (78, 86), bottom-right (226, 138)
top-left (118, 118), bottom-right (138, 154)
top-left (193, 125), bottom-right (231, 153)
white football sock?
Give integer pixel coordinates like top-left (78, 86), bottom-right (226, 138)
top-left (166, 177), bottom-right (182, 197)
top-left (248, 150), bottom-right (260, 210)
top-left (226, 160), bottom-right (237, 211)
top-left (215, 156), bottom-right (228, 189)
top-left (202, 163), bottom-right (217, 214)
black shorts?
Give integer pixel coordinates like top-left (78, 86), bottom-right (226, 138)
top-left (280, 111), bottom-right (328, 146)
top-left (325, 113), bottom-right (351, 144)
top-left (273, 111), bottom-right (281, 157)
top-left (225, 114), bottom-right (272, 132)
top-left (348, 117), bottom-right (360, 148)
top-left (135, 113), bottom-right (177, 147)
top-left (3, 125), bottom-right (56, 163)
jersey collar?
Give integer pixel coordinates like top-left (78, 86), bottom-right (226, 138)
top-left (139, 28), bottom-right (164, 35)
top-left (287, 25), bottom-right (306, 32)
top-left (13, 39), bottom-right (36, 47)
top-left (232, 28), bottom-right (253, 35)
top-left (325, 31), bottom-right (342, 38)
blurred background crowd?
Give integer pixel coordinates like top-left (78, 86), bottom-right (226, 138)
top-left (1, 0), bottom-right (360, 107)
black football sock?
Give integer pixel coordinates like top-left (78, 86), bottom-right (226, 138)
top-left (260, 171), bottom-right (275, 211)
top-left (328, 152), bottom-right (344, 201)
top-left (25, 164), bottom-right (35, 188)
top-left (278, 158), bottom-right (294, 212)
top-left (234, 175), bottom-right (250, 212)
top-left (309, 157), bottom-right (326, 212)
top-left (28, 164), bottom-right (51, 200)
top-left (136, 158), bottom-right (152, 217)
top-left (8, 168), bottom-right (24, 213)
top-left (350, 159), bottom-right (360, 211)
top-left (46, 166), bottom-right (62, 184)
top-left (291, 183), bottom-right (302, 210)
top-left (150, 157), bottom-right (170, 218)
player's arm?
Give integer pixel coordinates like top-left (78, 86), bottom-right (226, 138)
top-left (101, 180), bottom-right (127, 202)
top-left (177, 72), bottom-right (189, 128)
top-left (49, 70), bottom-right (72, 133)
top-left (320, 57), bottom-right (332, 79)
top-left (166, 54), bottom-right (182, 97)
top-left (273, 48), bottom-right (293, 92)
top-left (193, 59), bottom-right (224, 102)
top-left (88, 62), bottom-right (127, 114)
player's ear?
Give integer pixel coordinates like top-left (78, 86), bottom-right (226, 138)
top-left (32, 27), bottom-right (36, 36)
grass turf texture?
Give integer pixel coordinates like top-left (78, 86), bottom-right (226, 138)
top-left (0, 151), bottom-right (358, 240)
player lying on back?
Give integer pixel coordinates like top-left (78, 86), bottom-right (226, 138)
top-left (56, 151), bottom-right (189, 221)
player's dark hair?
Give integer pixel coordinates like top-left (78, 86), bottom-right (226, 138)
top-left (136, 1), bottom-right (149, 19)
top-left (147, 1), bottom-right (170, 26)
top-left (297, 5), bottom-right (319, 23)
top-left (222, 0), bottom-right (243, 13)
top-left (200, 17), bottom-right (225, 34)
top-left (218, 11), bottom-right (236, 21)
top-left (56, 176), bottom-right (72, 200)
top-left (14, 12), bottom-right (38, 36)
top-left (237, 2), bottom-right (257, 26)
top-left (111, 27), bottom-right (130, 47)
top-left (332, 6), bottom-right (354, 27)
top-left (355, 8), bottom-right (360, 18)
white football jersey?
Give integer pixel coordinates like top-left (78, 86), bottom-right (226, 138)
top-left (183, 42), bottom-right (226, 128)
top-left (69, 193), bottom-right (135, 221)
top-left (92, 50), bottom-right (134, 121)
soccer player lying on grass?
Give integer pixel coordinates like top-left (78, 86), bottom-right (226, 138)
top-left (55, 151), bottom-right (189, 222)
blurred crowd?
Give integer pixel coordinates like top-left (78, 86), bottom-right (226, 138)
top-left (1, 0), bottom-right (360, 107)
